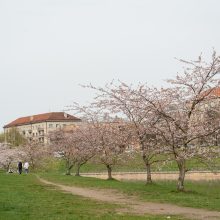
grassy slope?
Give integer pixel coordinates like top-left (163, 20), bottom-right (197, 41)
top-left (40, 172), bottom-right (220, 212)
top-left (73, 154), bottom-right (220, 173)
top-left (0, 171), bottom-right (186, 220)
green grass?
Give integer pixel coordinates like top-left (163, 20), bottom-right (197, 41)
top-left (40, 172), bottom-right (220, 212)
top-left (0, 171), bottom-right (186, 220)
top-left (64, 154), bottom-right (220, 173)
top-left (42, 152), bottom-right (220, 175)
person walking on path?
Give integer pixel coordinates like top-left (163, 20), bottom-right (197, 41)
top-left (24, 162), bottom-right (29, 174)
top-left (18, 161), bottom-right (22, 174)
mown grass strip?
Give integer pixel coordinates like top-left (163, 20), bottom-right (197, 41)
top-left (40, 172), bottom-right (220, 212)
top-left (0, 172), bottom-right (186, 220)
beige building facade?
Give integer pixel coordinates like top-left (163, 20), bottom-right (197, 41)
top-left (3, 112), bottom-right (81, 144)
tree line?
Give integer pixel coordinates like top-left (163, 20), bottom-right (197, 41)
top-left (50, 51), bottom-right (220, 191)
top-left (1, 51), bottom-right (220, 191)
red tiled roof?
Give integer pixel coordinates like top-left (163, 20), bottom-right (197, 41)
top-left (4, 112), bottom-right (81, 128)
top-left (200, 87), bottom-right (220, 99)
top-left (209, 87), bottom-right (220, 97)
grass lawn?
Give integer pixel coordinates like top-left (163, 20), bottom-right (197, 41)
top-left (59, 154), bottom-right (220, 173)
top-left (40, 172), bottom-right (220, 212)
top-left (0, 171), bottom-right (186, 220)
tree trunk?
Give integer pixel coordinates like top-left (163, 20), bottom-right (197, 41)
top-left (146, 163), bottom-right (152, 184)
top-left (75, 164), bottom-right (81, 176)
top-left (65, 160), bottom-right (73, 175)
top-left (65, 167), bottom-right (71, 175)
top-left (142, 154), bottom-right (152, 184)
top-left (177, 159), bottom-right (186, 191)
top-left (106, 165), bottom-right (113, 180)
top-left (30, 158), bottom-right (35, 170)
top-left (6, 163), bottom-right (10, 172)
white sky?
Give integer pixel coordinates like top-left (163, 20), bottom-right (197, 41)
top-left (0, 0), bottom-right (220, 130)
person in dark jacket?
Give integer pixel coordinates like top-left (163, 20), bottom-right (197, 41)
top-left (18, 161), bottom-right (22, 174)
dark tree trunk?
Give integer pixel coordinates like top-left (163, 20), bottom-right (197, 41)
top-left (106, 165), bottom-right (113, 180)
top-left (177, 159), bottom-right (186, 191)
top-left (30, 158), bottom-right (35, 170)
top-left (146, 163), bottom-right (152, 184)
top-left (142, 154), bottom-right (152, 184)
top-left (6, 163), bottom-right (10, 172)
top-left (65, 160), bottom-right (73, 175)
top-left (65, 168), bottom-right (71, 175)
top-left (75, 164), bottom-right (81, 176)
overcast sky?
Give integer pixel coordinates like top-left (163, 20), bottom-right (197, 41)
top-left (0, 0), bottom-right (220, 130)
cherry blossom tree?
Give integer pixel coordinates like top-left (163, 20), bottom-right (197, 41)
top-left (81, 83), bottom-right (167, 183)
top-left (94, 118), bottom-right (131, 180)
top-left (138, 51), bottom-right (220, 190)
top-left (0, 144), bottom-right (26, 172)
top-left (70, 124), bottom-right (97, 176)
top-left (79, 51), bottom-right (220, 190)
top-left (49, 125), bottom-right (96, 176)
top-left (50, 130), bottom-right (76, 175)
top-left (69, 105), bottom-right (132, 180)
top-left (24, 141), bottom-right (49, 170)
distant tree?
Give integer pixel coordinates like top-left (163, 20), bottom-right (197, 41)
top-left (49, 125), bottom-right (96, 176)
top-left (0, 133), bottom-right (5, 143)
top-left (93, 118), bottom-right (131, 180)
top-left (70, 105), bottom-right (132, 180)
top-left (69, 124), bottom-right (97, 176)
top-left (4, 128), bottom-right (26, 146)
top-left (0, 144), bottom-right (26, 172)
top-left (24, 140), bottom-right (49, 170)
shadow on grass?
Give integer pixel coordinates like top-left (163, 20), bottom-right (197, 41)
top-left (170, 189), bottom-right (200, 195)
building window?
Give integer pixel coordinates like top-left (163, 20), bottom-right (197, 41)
top-left (49, 124), bottom-right (53, 128)
top-left (39, 137), bottom-right (44, 143)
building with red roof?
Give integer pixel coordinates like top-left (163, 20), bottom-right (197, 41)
top-left (4, 112), bottom-right (81, 143)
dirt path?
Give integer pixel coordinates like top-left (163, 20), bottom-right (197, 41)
top-left (38, 177), bottom-right (220, 220)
